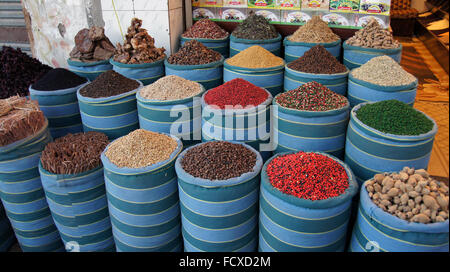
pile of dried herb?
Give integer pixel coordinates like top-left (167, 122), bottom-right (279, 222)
top-left (232, 12), bottom-right (278, 40)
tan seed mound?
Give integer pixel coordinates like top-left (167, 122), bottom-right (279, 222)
top-left (226, 45), bottom-right (284, 69)
top-left (288, 16), bottom-right (340, 43)
top-left (140, 75), bottom-right (203, 100)
top-left (105, 129), bottom-right (178, 168)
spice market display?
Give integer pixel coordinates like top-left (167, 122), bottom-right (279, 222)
top-left (0, 1), bottom-right (448, 254)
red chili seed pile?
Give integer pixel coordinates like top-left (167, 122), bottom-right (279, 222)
top-left (167, 40), bottom-right (221, 65)
top-left (266, 151), bottom-right (349, 201)
top-left (182, 19), bottom-right (228, 39)
top-left (287, 45), bottom-right (347, 74)
top-left (276, 81), bottom-right (348, 111)
top-left (204, 78), bottom-right (269, 109)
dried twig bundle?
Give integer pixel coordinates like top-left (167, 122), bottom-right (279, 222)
top-left (0, 96), bottom-right (45, 147)
top-left (40, 131), bottom-right (109, 175)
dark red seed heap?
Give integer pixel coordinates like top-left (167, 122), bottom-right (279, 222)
top-left (204, 78), bottom-right (269, 109)
top-left (267, 152), bottom-right (349, 201)
top-left (182, 19), bottom-right (228, 39)
top-left (287, 45), bottom-right (347, 74)
top-left (276, 81), bottom-right (348, 111)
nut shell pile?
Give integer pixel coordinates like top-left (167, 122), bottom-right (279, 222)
top-left (366, 167), bottom-right (449, 224)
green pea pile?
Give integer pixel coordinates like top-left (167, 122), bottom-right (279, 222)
top-left (356, 100), bottom-right (434, 136)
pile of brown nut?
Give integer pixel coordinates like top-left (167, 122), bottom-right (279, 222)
top-left (365, 167), bottom-right (449, 224)
top-left (113, 18), bottom-right (166, 64)
top-left (346, 18), bottom-right (400, 49)
top-left (70, 26), bottom-right (115, 62)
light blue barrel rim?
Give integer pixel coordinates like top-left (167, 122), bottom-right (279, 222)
top-left (180, 35), bottom-right (230, 43)
top-left (230, 33), bottom-right (282, 44)
top-left (284, 65), bottom-right (349, 78)
top-left (109, 56), bottom-right (166, 69)
top-left (283, 36), bottom-right (341, 48)
top-left (343, 41), bottom-right (403, 54)
top-left (29, 81), bottom-right (89, 96)
top-left (67, 58), bottom-right (111, 67)
top-left (223, 60), bottom-right (285, 73)
top-left (164, 56), bottom-right (224, 71)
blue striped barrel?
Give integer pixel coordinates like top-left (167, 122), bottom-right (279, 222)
top-left (181, 36), bottom-right (230, 58)
top-left (67, 59), bottom-right (113, 81)
top-left (259, 152), bottom-right (359, 252)
top-left (101, 134), bottom-right (183, 252)
top-left (350, 181), bottom-right (449, 252)
top-left (273, 99), bottom-right (350, 160)
top-left (284, 37), bottom-right (341, 63)
top-left (343, 42), bottom-right (403, 69)
top-left (230, 34), bottom-right (282, 57)
top-left (136, 87), bottom-right (205, 148)
top-left (77, 81), bottom-right (143, 140)
top-left (39, 164), bottom-right (115, 252)
top-left (0, 121), bottom-right (64, 252)
top-left (0, 202), bottom-right (14, 251)
top-left (223, 62), bottom-right (285, 97)
top-left (29, 82), bottom-right (88, 139)
top-left (175, 141), bottom-right (263, 252)
top-left (284, 65), bottom-right (349, 95)
top-left (347, 73), bottom-right (418, 107)
top-left (201, 90), bottom-right (273, 160)
top-left (164, 58), bottom-right (224, 90)
top-left (344, 103), bottom-right (438, 185)
top-left (111, 58), bottom-right (165, 86)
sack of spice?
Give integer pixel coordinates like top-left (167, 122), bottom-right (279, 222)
top-left (181, 19), bottom-right (230, 58)
top-left (77, 70), bottom-right (143, 140)
top-left (101, 129), bottom-right (183, 252)
top-left (224, 46), bottom-right (285, 96)
top-left (67, 26), bottom-right (115, 81)
top-left (343, 18), bottom-right (402, 69)
top-left (202, 78), bottom-right (273, 160)
top-left (0, 96), bottom-right (65, 252)
top-left (175, 141), bottom-right (263, 252)
top-left (285, 45), bottom-right (349, 95)
top-left (230, 12), bottom-right (282, 57)
top-left (29, 68), bottom-right (89, 139)
top-left (345, 100), bottom-right (438, 185)
top-left (350, 168), bottom-right (448, 252)
top-left (259, 151), bottom-right (358, 252)
top-left (110, 18), bottom-right (166, 85)
top-left (273, 82), bottom-right (350, 159)
top-left (137, 75), bottom-right (205, 147)
top-left (165, 40), bottom-right (224, 90)
top-left (39, 132), bottom-right (115, 252)
top-left (348, 56), bottom-right (418, 107)
top-left (0, 202), bottom-right (14, 252)
top-left (284, 16), bottom-right (341, 62)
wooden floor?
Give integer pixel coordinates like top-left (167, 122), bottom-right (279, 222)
top-left (399, 37), bottom-right (449, 178)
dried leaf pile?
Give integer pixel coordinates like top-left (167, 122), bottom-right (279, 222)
top-left (114, 18), bottom-right (166, 64)
top-left (70, 26), bottom-right (116, 62)
top-left (0, 96), bottom-right (45, 147)
top-left (40, 132), bottom-right (109, 175)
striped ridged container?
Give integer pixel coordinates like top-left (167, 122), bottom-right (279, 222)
top-left (223, 61), bottom-right (285, 97)
top-left (201, 89), bottom-right (273, 160)
top-left (0, 202), bottom-right (14, 251)
top-left (101, 134), bottom-right (183, 252)
top-left (136, 85), bottom-right (205, 148)
top-left (29, 81), bottom-right (88, 139)
top-left (273, 99), bottom-right (350, 159)
top-left (283, 37), bottom-right (341, 63)
top-left (343, 42), bottom-right (403, 69)
top-left (164, 58), bottom-right (224, 90)
top-left (0, 121), bottom-right (64, 252)
top-left (284, 65), bottom-right (349, 95)
top-left (180, 36), bottom-right (230, 58)
top-left (344, 103), bottom-right (438, 185)
top-left (347, 73), bottom-right (418, 107)
top-left (39, 164), bottom-right (115, 252)
top-left (175, 141), bottom-right (262, 252)
top-left (230, 34), bottom-right (282, 57)
top-left (259, 152), bottom-right (359, 252)
top-left (77, 81), bottom-right (143, 140)
top-left (350, 181), bottom-right (449, 252)
top-left (67, 59), bottom-right (113, 81)
top-left (111, 58), bottom-right (165, 86)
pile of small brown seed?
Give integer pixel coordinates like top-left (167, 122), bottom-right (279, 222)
top-left (346, 18), bottom-right (400, 49)
top-left (288, 16), bottom-right (340, 43)
top-left (105, 129), bottom-right (178, 168)
top-left (366, 167), bottom-right (449, 224)
top-left (139, 75), bottom-right (203, 101)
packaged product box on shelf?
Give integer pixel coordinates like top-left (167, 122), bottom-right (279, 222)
top-left (359, 0), bottom-right (390, 15)
top-left (193, 0), bottom-right (201, 6)
top-left (276, 0), bottom-right (301, 9)
top-left (322, 12), bottom-right (354, 27)
top-left (281, 11), bottom-right (312, 24)
top-left (301, 0), bottom-right (330, 10)
top-left (255, 9), bottom-right (281, 22)
top-left (223, 0), bottom-right (248, 7)
top-left (356, 14), bottom-right (389, 28)
top-left (193, 7), bottom-right (218, 19)
top-left (220, 8), bottom-right (248, 20)
top-left (330, 0), bottom-right (361, 12)
top-left (248, 0), bottom-right (276, 8)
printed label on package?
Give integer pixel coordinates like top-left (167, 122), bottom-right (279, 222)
top-left (222, 8), bottom-right (247, 20)
top-left (248, 0), bottom-right (276, 8)
top-left (193, 7), bottom-right (217, 19)
top-left (329, 0), bottom-right (360, 12)
top-left (301, 0), bottom-right (330, 10)
top-left (223, 0), bottom-right (248, 7)
top-left (282, 11), bottom-right (311, 24)
top-left (255, 9), bottom-right (281, 22)
top-left (276, 0), bottom-right (301, 9)
top-left (359, 0), bottom-right (390, 15)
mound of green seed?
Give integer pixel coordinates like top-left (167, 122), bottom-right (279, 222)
top-left (356, 100), bottom-right (434, 136)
